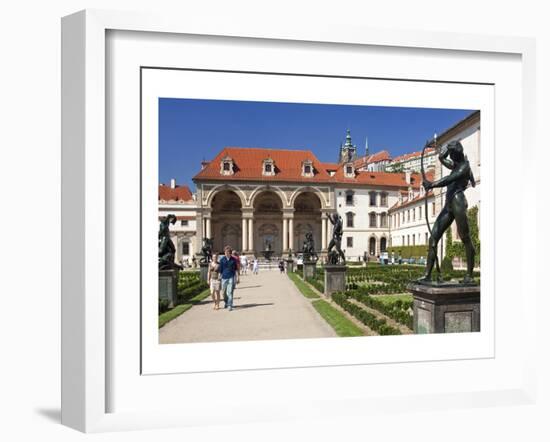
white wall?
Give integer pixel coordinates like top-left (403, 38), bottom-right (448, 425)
top-left (1, 1), bottom-right (547, 441)
top-left (335, 187), bottom-right (398, 257)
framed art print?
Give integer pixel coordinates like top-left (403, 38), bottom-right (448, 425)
top-left (62, 9), bottom-right (537, 432)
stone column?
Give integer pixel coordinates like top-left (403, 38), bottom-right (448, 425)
top-left (283, 218), bottom-right (288, 252)
top-left (248, 218), bottom-right (253, 251)
top-left (288, 217), bottom-right (294, 251)
top-left (205, 217), bottom-right (212, 239)
top-left (242, 217), bottom-right (248, 252)
top-left (321, 216), bottom-right (327, 250)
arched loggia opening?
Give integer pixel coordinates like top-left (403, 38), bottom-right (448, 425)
top-left (293, 192), bottom-right (322, 254)
top-left (211, 190), bottom-right (242, 254)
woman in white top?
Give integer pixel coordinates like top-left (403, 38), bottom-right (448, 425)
top-left (207, 253), bottom-right (221, 310)
top-left (252, 257), bottom-right (259, 275)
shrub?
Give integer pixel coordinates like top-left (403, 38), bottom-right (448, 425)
top-left (441, 256), bottom-right (453, 273)
top-left (159, 298), bottom-right (170, 314)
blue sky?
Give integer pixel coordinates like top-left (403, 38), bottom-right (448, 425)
top-left (159, 98), bottom-right (474, 190)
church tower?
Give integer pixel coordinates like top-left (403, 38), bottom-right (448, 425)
top-left (339, 129), bottom-right (357, 163)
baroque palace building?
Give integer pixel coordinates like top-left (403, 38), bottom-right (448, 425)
top-left (159, 111), bottom-right (481, 265)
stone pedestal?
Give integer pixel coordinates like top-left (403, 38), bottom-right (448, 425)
top-left (285, 259), bottom-right (294, 273)
top-left (324, 265), bottom-right (348, 297)
top-left (199, 262), bottom-right (209, 282)
top-left (303, 261), bottom-right (316, 280)
top-left (159, 269), bottom-right (179, 308)
top-left (408, 282), bottom-right (480, 334)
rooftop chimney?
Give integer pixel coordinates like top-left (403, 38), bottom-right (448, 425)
top-left (201, 161), bottom-right (210, 170)
top-left (170, 178), bottom-right (176, 189)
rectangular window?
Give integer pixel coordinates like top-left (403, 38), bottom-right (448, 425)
top-left (181, 242), bottom-right (190, 256)
top-left (369, 213), bottom-right (377, 228)
top-left (223, 162), bottom-right (230, 171)
top-left (265, 164), bottom-right (272, 172)
top-left (419, 206), bottom-right (422, 219)
top-left (380, 193), bottom-right (388, 207)
top-left (345, 192), bottom-right (354, 206)
top-left (369, 192), bottom-right (377, 206)
top-left (346, 213), bottom-right (354, 228)
top-left (180, 220), bottom-right (189, 226)
top-left (304, 165), bottom-right (311, 174)
top-left (413, 235), bottom-right (416, 246)
top-left (347, 237), bottom-right (353, 248)
top-left (413, 208), bottom-right (416, 221)
top-left (432, 202), bottom-right (436, 216)
top-left (346, 166), bottom-right (353, 174)
top-left (425, 232), bottom-right (428, 244)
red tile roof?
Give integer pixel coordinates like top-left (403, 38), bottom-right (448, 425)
top-left (322, 162), bottom-right (340, 171)
top-left (158, 184), bottom-right (193, 201)
top-left (193, 147), bottom-right (333, 183)
top-left (353, 150), bottom-right (391, 169)
top-left (368, 150), bottom-right (392, 163)
top-left (389, 190), bottom-right (434, 212)
top-left (392, 147), bottom-right (435, 163)
top-left (193, 147), bottom-right (426, 189)
top-left (334, 169), bottom-right (423, 188)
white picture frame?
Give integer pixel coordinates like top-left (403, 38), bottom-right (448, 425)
top-left (61, 9), bottom-right (537, 433)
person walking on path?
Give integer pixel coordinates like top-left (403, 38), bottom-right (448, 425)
top-left (252, 257), bottom-right (259, 275)
top-left (240, 254), bottom-right (248, 275)
top-left (207, 253), bottom-right (221, 309)
top-left (232, 250), bottom-right (241, 285)
top-left (220, 246), bottom-right (238, 311)
top-left (278, 259), bottom-right (285, 274)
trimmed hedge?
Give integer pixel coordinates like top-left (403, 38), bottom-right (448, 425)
top-left (332, 292), bottom-right (402, 335)
top-left (348, 290), bottom-right (413, 329)
top-left (387, 245), bottom-right (428, 259)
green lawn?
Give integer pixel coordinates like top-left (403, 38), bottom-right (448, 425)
top-left (312, 300), bottom-right (364, 337)
top-left (159, 289), bottom-right (211, 328)
top-left (287, 272), bottom-right (320, 298)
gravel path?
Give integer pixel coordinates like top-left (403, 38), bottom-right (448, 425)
top-left (159, 269), bottom-right (337, 344)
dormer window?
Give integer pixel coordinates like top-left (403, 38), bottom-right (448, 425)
top-left (262, 158), bottom-right (276, 176)
top-left (220, 156), bottom-right (235, 176)
top-left (344, 162), bottom-right (355, 178)
top-left (302, 159), bottom-right (314, 177)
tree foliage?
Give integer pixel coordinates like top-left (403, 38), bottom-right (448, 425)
top-left (445, 206), bottom-right (480, 266)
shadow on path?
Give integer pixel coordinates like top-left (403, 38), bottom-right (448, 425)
top-left (234, 302), bottom-right (274, 310)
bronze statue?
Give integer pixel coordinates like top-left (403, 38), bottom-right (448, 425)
top-left (158, 214), bottom-right (182, 270)
top-left (199, 237), bottom-right (213, 264)
top-left (327, 213), bottom-right (346, 265)
top-left (420, 140), bottom-right (476, 284)
top-left (302, 232), bottom-right (318, 262)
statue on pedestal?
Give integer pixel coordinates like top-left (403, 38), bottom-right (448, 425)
top-left (420, 139), bottom-right (476, 284)
top-left (158, 214), bottom-right (182, 270)
top-left (302, 232), bottom-right (318, 262)
top-left (327, 213), bottom-right (346, 265)
top-left (199, 237), bottom-right (213, 264)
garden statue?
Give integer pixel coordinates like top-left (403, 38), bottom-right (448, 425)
top-left (327, 213), bottom-right (346, 265)
top-left (420, 139), bottom-right (476, 284)
top-left (158, 214), bottom-right (183, 270)
top-left (199, 237), bottom-right (214, 264)
top-left (302, 232), bottom-right (318, 262)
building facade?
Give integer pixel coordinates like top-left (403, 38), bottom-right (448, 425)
top-left (159, 112), bottom-right (481, 263)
